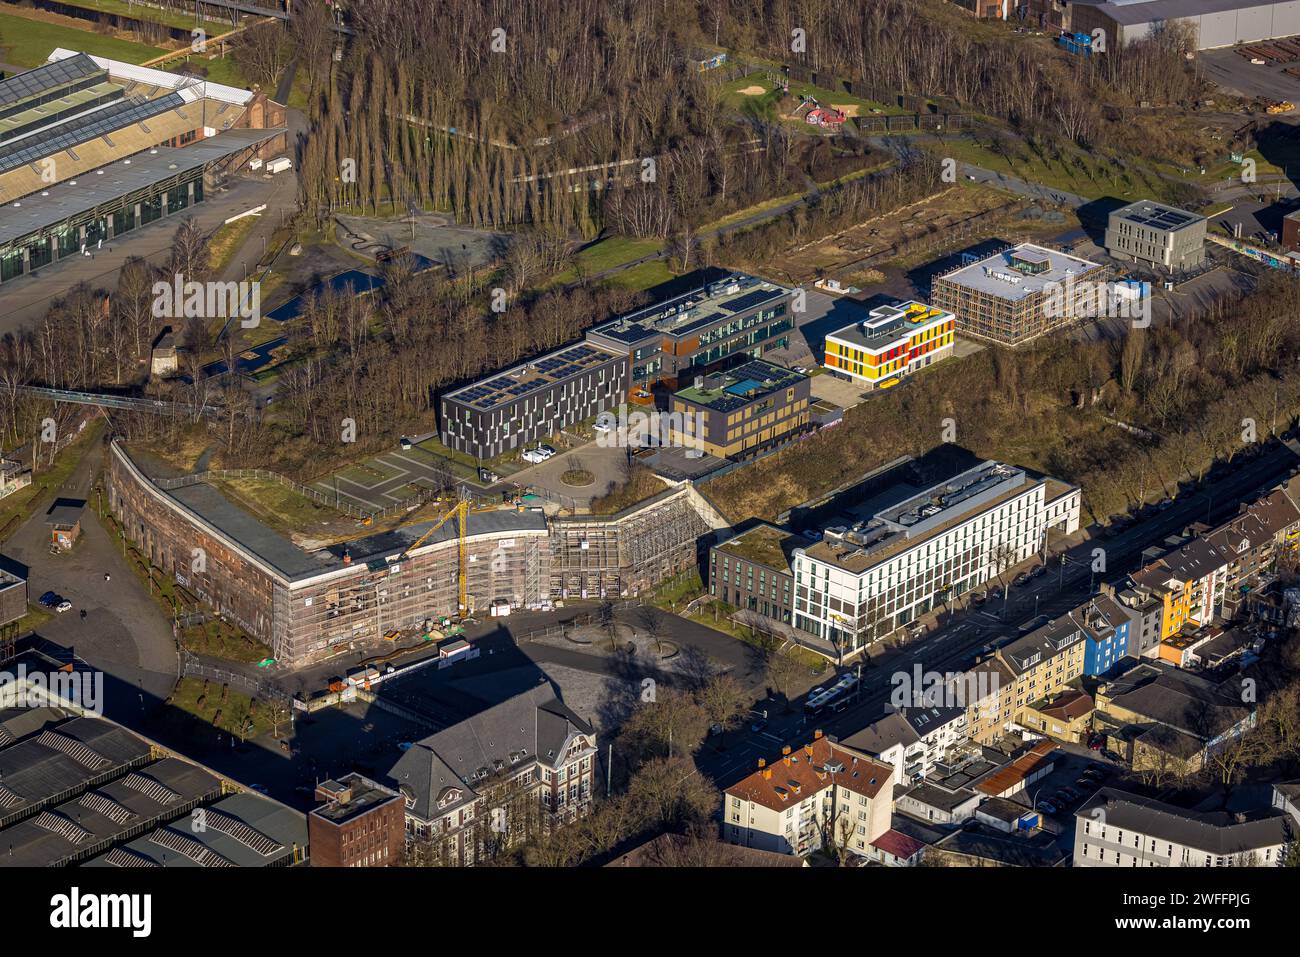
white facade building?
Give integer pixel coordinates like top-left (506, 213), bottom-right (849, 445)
top-left (793, 461), bottom-right (1079, 658)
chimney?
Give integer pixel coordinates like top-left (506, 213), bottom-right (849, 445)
top-left (342, 549), bottom-right (352, 566)
top-left (782, 745), bottom-right (792, 766)
top-left (814, 729), bottom-right (822, 739)
top-left (804, 743), bottom-right (814, 759)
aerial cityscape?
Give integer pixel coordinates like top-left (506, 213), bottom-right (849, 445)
top-left (0, 0), bottom-right (1296, 929)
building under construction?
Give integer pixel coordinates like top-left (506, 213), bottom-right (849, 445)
top-left (108, 442), bottom-right (726, 668)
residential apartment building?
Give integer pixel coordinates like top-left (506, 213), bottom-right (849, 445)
top-left (388, 686), bottom-right (596, 867)
top-left (840, 705), bottom-right (968, 785)
top-left (931, 243), bottom-right (1107, 345)
top-left (309, 773), bottom-right (406, 867)
top-left (586, 273), bottom-right (794, 389)
top-left (668, 360), bottom-right (811, 459)
top-left (439, 341), bottom-right (628, 460)
top-left (822, 300), bottom-right (955, 390)
top-left (709, 522), bottom-right (812, 626)
top-left (792, 461), bottom-right (1080, 658)
top-left (1075, 786), bottom-right (1299, 867)
top-left (1092, 662), bottom-right (1256, 773)
top-left (723, 733), bottom-right (895, 858)
top-left (1125, 537), bottom-right (1229, 643)
top-left (1104, 200), bottom-right (1207, 271)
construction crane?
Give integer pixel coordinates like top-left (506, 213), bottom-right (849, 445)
top-left (396, 498), bottom-right (470, 616)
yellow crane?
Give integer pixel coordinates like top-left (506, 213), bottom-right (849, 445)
top-left (397, 498), bottom-right (470, 616)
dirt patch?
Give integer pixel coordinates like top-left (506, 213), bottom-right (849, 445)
top-left (831, 104), bottom-right (861, 117)
top-left (738, 85), bottom-right (766, 96)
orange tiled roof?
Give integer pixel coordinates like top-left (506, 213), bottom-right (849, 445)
top-left (726, 737), bottom-right (893, 812)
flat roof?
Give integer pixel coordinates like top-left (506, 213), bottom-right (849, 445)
top-left (1110, 199), bottom-right (1205, 233)
top-left (801, 461), bottom-right (1061, 574)
top-left (826, 300), bottom-right (953, 352)
top-left (443, 340), bottom-right (622, 412)
top-left (714, 522), bottom-right (810, 574)
top-left (1094, 0), bottom-right (1268, 28)
top-left (0, 128), bottom-right (281, 247)
top-left (588, 272), bottom-right (790, 346)
top-left (674, 359), bottom-right (805, 412)
top-left (0, 53), bottom-right (101, 111)
top-left (935, 243), bottom-right (1103, 302)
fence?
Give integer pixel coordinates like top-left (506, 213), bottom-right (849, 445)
top-left (180, 655), bottom-right (292, 710)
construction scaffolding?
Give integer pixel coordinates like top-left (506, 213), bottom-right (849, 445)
top-left (549, 487), bottom-right (714, 599)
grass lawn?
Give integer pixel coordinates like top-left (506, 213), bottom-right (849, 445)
top-left (170, 52), bottom-right (247, 88)
top-left (544, 235), bottom-right (662, 288)
top-left (208, 214), bottom-right (259, 274)
top-left (0, 420), bottom-right (103, 544)
top-left (599, 258), bottom-right (675, 291)
top-left (169, 676), bottom-right (279, 740)
top-left (0, 12), bottom-right (166, 67)
top-left (49, 0), bottom-right (230, 34)
top-left (722, 71), bottom-right (901, 122)
top-left (209, 475), bottom-right (342, 538)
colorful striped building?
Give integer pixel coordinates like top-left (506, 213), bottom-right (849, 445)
top-left (822, 300), bottom-right (955, 390)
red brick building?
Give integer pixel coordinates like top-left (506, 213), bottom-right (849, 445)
top-left (309, 774), bottom-right (406, 867)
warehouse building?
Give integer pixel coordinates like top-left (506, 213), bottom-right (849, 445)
top-left (1069, 0), bottom-right (1300, 50)
top-left (931, 243), bottom-right (1107, 345)
top-left (1104, 199), bottom-right (1207, 271)
top-left (793, 461), bottom-right (1080, 659)
top-left (585, 272), bottom-right (795, 390)
top-left (822, 300), bottom-right (955, 390)
top-left (0, 50), bottom-right (285, 285)
top-left (439, 341), bottom-right (627, 460)
top-left (667, 359), bottom-right (811, 459)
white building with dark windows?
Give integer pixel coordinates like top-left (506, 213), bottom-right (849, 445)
top-left (1074, 785), bottom-right (1300, 867)
top-left (792, 461), bottom-right (1079, 659)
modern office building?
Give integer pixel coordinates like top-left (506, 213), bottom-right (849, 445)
top-left (0, 50), bottom-right (285, 285)
top-left (931, 243), bottom-right (1107, 345)
top-left (438, 341), bottom-right (627, 459)
top-left (668, 359), bottom-right (811, 459)
top-left (822, 300), bottom-right (955, 390)
top-left (1104, 200), bottom-right (1207, 271)
top-left (792, 461), bottom-right (1080, 658)
top-left (585, 272), bottom-right (795, 390)
top-left (708, 522), bottom-right (812, 626)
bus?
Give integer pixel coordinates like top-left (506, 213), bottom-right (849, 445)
top-left (804, 672), bottom-right (860, 716)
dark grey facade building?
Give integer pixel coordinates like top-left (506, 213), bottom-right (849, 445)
top-left (439, 341), bottom-right (628, 460)
top-left (1104, 200), bottom-right (1207, 272)
top-left (709, 522), bottom-right (810, 625)
top-left (585, 273), bottom-right (795, 389)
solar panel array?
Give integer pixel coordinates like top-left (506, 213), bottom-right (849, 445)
top-left (0, 54), bottom-right (101, 110)
top-left (34, 730), bottom-right (110, 770)
top-left (104, 846), bottom-right (159, 867)
top-left (149, 827), bottom-right (237, 867)
top-left (32, 811), bottom-right (91, 844)
top-left (80, 790), bottom-right (136, 825)
top-left (1122, 203), bottom-right (1196, 231)
top-left (679, 359), bottom-right (801, 413)
top-left (0, 92), bottom-right (186, 175)
top-left (203, 809), bottom-right (283, 856)
top-left (453, 342), bottom-right (616, 411)
top-left (720, 289), bottom-right (774, 314)
top-left (123, 772), bottom-right (180, 804)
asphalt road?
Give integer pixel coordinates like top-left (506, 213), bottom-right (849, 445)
top-left (698, 437), bottom-right (1300, 787)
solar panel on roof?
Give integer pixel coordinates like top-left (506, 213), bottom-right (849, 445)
top-left (720, 289), bottom-right (776, 314)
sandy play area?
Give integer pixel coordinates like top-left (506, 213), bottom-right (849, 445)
top-left (738, 85), bottom-right (766, 96)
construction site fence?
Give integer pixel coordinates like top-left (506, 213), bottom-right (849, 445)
top-left (180, 655), bottom-right (293, 708)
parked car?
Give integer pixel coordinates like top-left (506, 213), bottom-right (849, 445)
top-left (1029, 564), bottom-right (1047, 579)
top-left (750, 718), bottom-right (768, 734)
top-left (1102, 749), bottom-right (1122, 762)
top-left (1056, 786), bottom-right (1078, 801)
top-left (988, 585), bottom-right (1004, 600)
top-left (55, 600), bottom-right (72, 613)
top-left (1038, 800), bottom-right (1059, 815)
top-left (1076, 776), bottom-right (1096, 788)
top-left (538, 445), bottom-right (557, 459)
top-left (1012, 572), bottom-right (1030, 587)
top-left (38, 591), bottom-right (57, 608)
top-left (971, 591), bottom-right (987, 606)
top-left (1086, 762), bottom-right (1107, 774)
top-left (521, 448), bottom-right (547, 464)
top-left (397, 741), bottom-right (415, 752)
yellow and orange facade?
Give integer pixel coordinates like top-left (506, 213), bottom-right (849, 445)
top-left (822, 301), bottom-right (955, 390)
